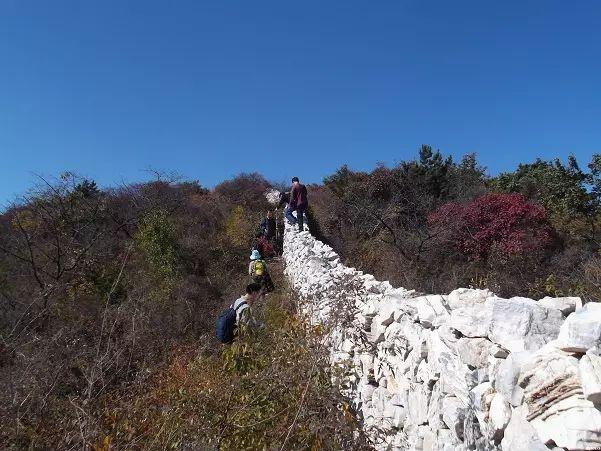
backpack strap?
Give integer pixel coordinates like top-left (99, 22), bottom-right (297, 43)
top-left (234, 301), bottom-right (247, 311)
top-left (233, 300), bottom-right (249, 322)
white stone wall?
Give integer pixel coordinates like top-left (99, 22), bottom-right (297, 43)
top-left (283, 221), bottom-right (601, 451)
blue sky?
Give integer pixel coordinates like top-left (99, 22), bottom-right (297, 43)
top-left (1, 0), bottom-right (600, 204)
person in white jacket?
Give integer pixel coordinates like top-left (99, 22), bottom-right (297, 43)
top-left (232, 282), bottom-right (264, 330)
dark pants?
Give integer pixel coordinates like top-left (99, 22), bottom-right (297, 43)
top-left (296, 204), bottom-right (307, 231)
top-left (285, 204), bottom-right (307, 231)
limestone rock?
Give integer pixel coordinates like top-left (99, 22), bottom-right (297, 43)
top-left (427, 381), bottom-right (444, 431)
top-left (469, 382), bottom-right (494, 413)
top-left (407, 382), bottom-right (431, 425)
top-left (487, 297), bottom-right (563, 352)
top-left (487, 356), bottom-right (505, 387)
top-left (489, 393), bottom-right (511, 441)
top-left (538, 296), bottom-right (582, 315)
top-left (447, 288), bottom-right (493, 310)
top-left (580, 350), bottom-right (601, 404)
top-left (500, 405), bottom-right (547, 451)
top-left (415, 295), bottom-right (450, 328)
top-left (370, 319), bottom-right (387, 344)
top-left (529, 395), bottom-right (601, 450)
top-left (494, 351), bottom-right (531, 406)
top-left (517, 345), bottom-right (581, 420)
top-left (282, 212), bottom-right (601, 450)
top-left (442, 396), bottom-right (466, 441)
top-left (556, 302), bottom-right (601, 352)
top-left (456, 337), bottom-right (504, 369)
top-left (428, 331), bottom-right (479, 404)
top-left (416, 359), bottom-right (439, 385)
top-left (438, 324), bottom-right (461, 348)
top-left (449, 299), bottom-right (493, 338)
top-left (462, 408), bottom-right (483, 449)
top-left (374, 298), bottom-right (399, 327)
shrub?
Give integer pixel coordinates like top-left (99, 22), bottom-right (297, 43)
top-left (428, 193), bottom-right (554, 262)
top-left (135, 209), bottom-right (178, 279)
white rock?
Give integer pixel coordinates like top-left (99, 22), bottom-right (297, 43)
top-left (422, 428), bottom-right (436, 451)
top-left (538, 296), bottom-right (582, 315)
top-left (529, 395), bottom-right (601, 450)
top-left (456, 337), bottom-right (503, 368)
top-left (438, 324), bottom-right (461, 347)
top-left (442, 396), bottom-right (466, 441)
top-left (580, 350), bottom-right (601, 404)
top-left (518, 345), bottom-right (581, 419)
top-left (360, 383), bottom-right (376, 402)
top-left (494, 351), bottom-right (531, 406)
top-left (487, 297), bottom-right (564, 352)
top-left (370, 319), bottom-right (387, 344)
top-left (407, 382), bottom-right (431, 425)
top-left (415, 295), bottom-right (450, 328)
top-left (487, 356), bottom-right (505, 387)
top-left (428, 331), bottom-right (479, 404)
top-left (449, 299), bottom-right (493, 337)
top-left (427, 381), bottom-right (444, 431)
top-left (462, 408), bottom-right (483, 449)
top-left (489, 393), bottom-right (511, 440)
top-left (359, 353), bottom-right (375, 379)
top-left (416, 359), bottom-right (439, 385)
top-left (386, 373), bottom-right (410, 397)
top-left (500, 405), bottom-right (547, 451)
top-left (556, 302), bottom-right (601, 352)
top-left (447, 288), bottom-right (493, 309)
top-left (437, 429), bottom-right (460, 450)
top-left (375, 299), bottom-right (398, 326)
top-left (469, 382), bottom-right (494, 413)
top-left (390, 404), bottom-right (406, 429)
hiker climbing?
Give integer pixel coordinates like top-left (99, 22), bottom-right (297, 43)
top-left (249, 249), bottom-right (275, 292)
top-left (260, 210), bottom-right (276, 240)
top-left (285, 176), bottom-right (308, 232)
top-left (215, 282), bottom-right (264, 343)
top-left (252, 232), bottom-right (276, 259)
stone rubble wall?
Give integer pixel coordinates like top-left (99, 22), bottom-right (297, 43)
top-left (282, 221), bottom-right (601, 451)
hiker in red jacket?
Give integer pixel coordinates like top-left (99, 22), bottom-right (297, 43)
top-left (285, 177), bottom-right (308, 232)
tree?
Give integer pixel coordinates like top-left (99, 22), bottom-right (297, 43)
top-left (428, 193), bottom-right (554, 262)
top-left (493, 157), bottom-right (593, 221)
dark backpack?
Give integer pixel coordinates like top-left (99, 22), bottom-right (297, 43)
top-left (215, 301), bottom-right (247, 344)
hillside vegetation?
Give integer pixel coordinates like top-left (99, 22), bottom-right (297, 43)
top-left (2, 148), bottom-right (600, 449)
top-left (0, 173), bottom-right (365, 449)
top-left (310, 147), bottom-right (601, 299)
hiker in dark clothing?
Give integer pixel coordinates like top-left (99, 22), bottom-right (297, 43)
top-left (260, 210), bottom-right (277, 240)
top-left (278, 191), bottom-right (290, 208)
top-left (285, 177), bottom-right (308, 232)
top-left (252, 233), bottom-right (276, 259)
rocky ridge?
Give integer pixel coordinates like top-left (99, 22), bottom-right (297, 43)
top-left (283, 220), bottom-right (601, 450)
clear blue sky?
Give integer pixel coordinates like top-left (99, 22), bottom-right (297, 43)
top-left (1, 0), bottom-right (600, 204)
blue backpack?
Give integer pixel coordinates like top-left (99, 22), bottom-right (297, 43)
top-left (215, 301), bottom-right (247, 344)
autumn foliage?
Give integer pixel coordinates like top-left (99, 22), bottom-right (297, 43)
top-left (428, 193), bottom-right (554, 261)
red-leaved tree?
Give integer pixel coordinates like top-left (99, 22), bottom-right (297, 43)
top-left (428, 193), bottom-right (554, 261)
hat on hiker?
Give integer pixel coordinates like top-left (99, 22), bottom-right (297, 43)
top-left (250, 249), bottom-right (261, 261)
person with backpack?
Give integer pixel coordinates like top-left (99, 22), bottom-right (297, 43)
top-left (252, 232), bottom-right (276, 258)
top-left (215, 282), bottom-right (263, 344)
top-left (249, 249), bottom-right (274, 292)
top-left (285, 176), bottom-right (308, 232)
